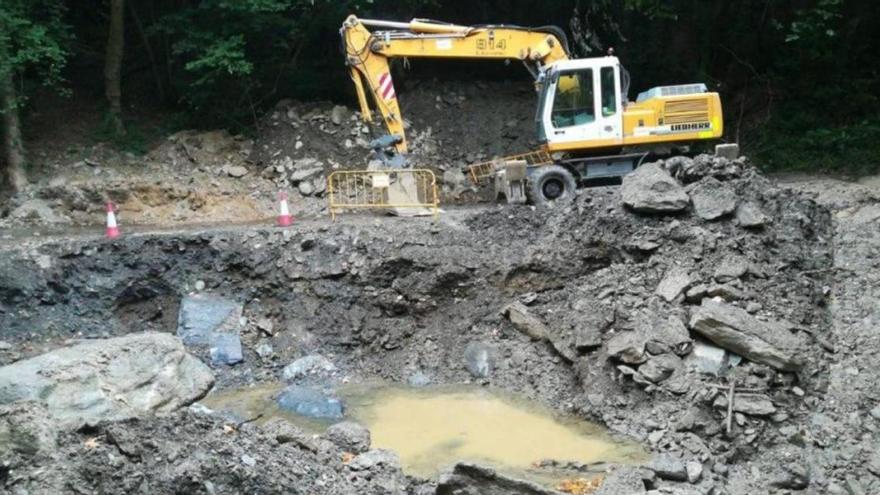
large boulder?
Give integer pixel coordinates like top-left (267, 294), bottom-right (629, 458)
top-left (621, 163), bottom-right (689, 213)
top-left (0, 333), bottom-right (214, 428)
top-left (688, 299), bottom-right (805, 371)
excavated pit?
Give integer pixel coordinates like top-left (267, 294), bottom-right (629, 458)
top-left (0, 159), bottom-right (842, 494)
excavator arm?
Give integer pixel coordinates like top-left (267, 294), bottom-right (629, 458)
top-left (340, 15), bottom-right (570, 153)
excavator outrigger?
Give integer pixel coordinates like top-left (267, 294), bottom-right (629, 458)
top-left (341, 15), bottom-right (725, 204)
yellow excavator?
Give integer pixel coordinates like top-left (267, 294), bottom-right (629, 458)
top-left (341, 15), bottom-right (724, 204)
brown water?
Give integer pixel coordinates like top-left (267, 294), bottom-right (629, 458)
top-left (200, 383), bottom-right (646, 483)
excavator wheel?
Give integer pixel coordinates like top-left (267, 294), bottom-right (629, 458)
top-left (528, 165), bottom-right (577, 206)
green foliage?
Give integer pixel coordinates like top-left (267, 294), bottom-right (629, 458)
top-left (151, 0), bottom-right (378, 129)
top-left (0, 0), bottom-right (71, 109)
top-left (92, 112), bottom-right (151, 155)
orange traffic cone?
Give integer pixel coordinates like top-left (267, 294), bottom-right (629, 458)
top-left (105, 202), bottom-right (120, 238)
top-left (277, 191), bottom-right (293, 227)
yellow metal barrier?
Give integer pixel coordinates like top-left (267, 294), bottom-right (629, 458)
top-left (327, 169), bottom-right (440, 220)
top-left (467, 149), bottom-right (553, 184)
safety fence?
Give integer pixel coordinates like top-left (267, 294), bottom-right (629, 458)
top-left (327, 169), bottom-right (440, 220)
top-left (466, 149), bottom-right (553, 185)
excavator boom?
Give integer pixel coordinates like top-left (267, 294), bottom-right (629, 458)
top-left (341, 15), bottom-right (570, 153)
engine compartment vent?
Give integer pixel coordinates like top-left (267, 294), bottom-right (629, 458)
top-left (636, 83), bottom-right (707, 102)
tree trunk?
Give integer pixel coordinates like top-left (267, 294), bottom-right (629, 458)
top-left (128, 0), bottom-right (165, 103)
top-left (104, 0), bottom-right (125, 136)
top-left (0, 74), bottom-right (28, 193)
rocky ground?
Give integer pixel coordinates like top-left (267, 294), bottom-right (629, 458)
top-left (0, 80), bottom-right (533, 231)
top-left (3, 148), bottom-right (879, 494)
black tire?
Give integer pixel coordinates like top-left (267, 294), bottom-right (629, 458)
top-left (527, 165), bottom-right (577, 206)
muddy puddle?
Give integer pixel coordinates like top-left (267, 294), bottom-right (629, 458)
top-left (201, 383), bottom-right (646, 484)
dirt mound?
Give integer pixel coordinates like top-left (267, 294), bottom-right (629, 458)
top-left (3, 408), bottom-right (414, 494)
top-left (251, 80), bottom-right (535, 171)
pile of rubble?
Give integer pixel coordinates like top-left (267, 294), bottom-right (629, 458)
top-left (2, 152), bottom-right (877, 494)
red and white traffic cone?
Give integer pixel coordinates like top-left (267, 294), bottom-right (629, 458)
top-left (105, 202), bottom-right (120, 239)
top-left (277, 191), bottom-right (293, 227)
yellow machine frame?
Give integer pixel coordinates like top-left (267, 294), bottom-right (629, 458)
top-left (341, 15), bottom-right (723, 157)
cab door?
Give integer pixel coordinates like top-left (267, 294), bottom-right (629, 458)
top-left (596, 65), bottom-right (623, 143)
top-left (541, 61), bottom-right (623, 149)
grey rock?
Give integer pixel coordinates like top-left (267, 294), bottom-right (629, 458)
top-left (640, 353), bottom-right (683, 383)
top-left (656, 267), bottom-right (693, 302)
top-left (443, 168), bottom-right (467, 191)
top-left (685, 284), bottom-right (709, 302)
top-left (0, 401), bottom-right (57, 459)
top-left (330, 105), bottom-right (348, 125)
top-left (502, 302), bottom-right (549, 340)
top-left (503, 301), bottom-right (578, 361)
top-left (240, 454), bottom-right (256, 467)
top-left (643, 315), bottom-right (693, 356)
top-left (647, 454), bottom-right (688, 481)
top-left (256, 317), bottom-right (274, 335)
top-left (407, 371), bottom-right (431, 387)
top-left (736, 201), bottom-right (769, 228)
top-left (437, 462), bottom-right (557, 495)
top-left (687, 177), bottom-right (737, 220)
top-left (606, 331), bottom-right (648, 364)
top-left (715, 143), bottom-right (740, 160)
top-left (9, 199), bottom-right (71, 224)
top-left (255, 342), bottom-right (274, 359)
top-left (688, 299), bottom-right (805, 371)
top-left (282, 354), bottom-right (336, 381)
top-left (714, 255), bottom-right (749, 282)
top-left (574, 323), bottom-right (604, 351)
top-left (0, 333), bottom-right (214, 428)
top-left (276, 385), bottom-right (343, 419)
top-left (686, 461), bottom-right (703, 483)
top-left (621, 163), bottom-right (690, 213)
top-left (594, 466), bottom-right (646, 495)
top-left (464, 342), bottom-right (495, 378)
top-left (298, 180), bottom-right (315, 196)
top-left (224, 165), bottom-right (249, 178)
top-left (845, 476), bottom-right (866, 495)
top-left (685, 340), bottom-right (734, 376)
top-left (867, 449), bottom-right (880, 477)
top-left (325, 421), bottom-right (371, 454)
top-left (713, 393), bottom-right (777, 416)
top-left (177, 294), bottom-right (242, 346)
top-left (348, 448), bottom-right (401, 471)
top-left (260, 418), bottom-right (316, 451)
top-left (289, 166), bottom-right (323, 183)
top-left (209, 332), bottom-right (243, 365)
top-left (705, 284), bottom-right (746, 301)
top-left (870, 405), bottom-right (880, 421)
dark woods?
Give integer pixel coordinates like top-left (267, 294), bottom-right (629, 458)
top-left (1, 0), bottom-right (878, 191)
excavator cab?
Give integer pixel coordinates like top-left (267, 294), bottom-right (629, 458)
top-left (536, 57), bottom-right (624, 152)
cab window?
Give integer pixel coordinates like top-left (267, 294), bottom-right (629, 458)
top-left (551, 69), bottom-right (594, 128)
top-left (600, 67), bottom-right (617, 117)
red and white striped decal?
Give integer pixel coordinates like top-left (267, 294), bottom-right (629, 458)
top-left (378, 73), bottom-right (396, 101)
